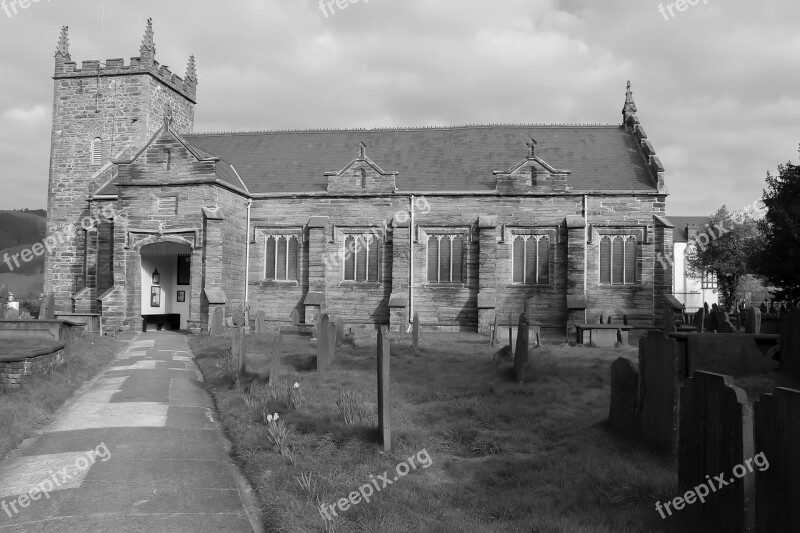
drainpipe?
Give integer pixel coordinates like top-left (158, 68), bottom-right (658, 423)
top-left (409, 195), bottom-right (415, 324)
top-left (584, 194), bottom-right (589, 324)
top-left (244, 200), bottom-right (252, 305)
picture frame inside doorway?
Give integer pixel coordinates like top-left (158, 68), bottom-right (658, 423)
top-left (151, 286), bottom-right (161, 307)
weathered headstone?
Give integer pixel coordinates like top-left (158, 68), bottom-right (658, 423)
top-left (513, 313), bottom-right (529, 383)
top-left (714, 311), bottom-right (735, 333)
top-left (623, 315), bottom-right (629, 326)
top-left (599, 314), bottom-right (604, 324)
top-left (255, 310), bottom-right (266, 334)
top-left (40, 292), bottom-right (55, 320)
top-left (508, 312), bottom-right (513, 349)
top-left (679, 371), bottom-right (754, 532)
top-left (760, 301), bottom-right (768, 314)
top-left (607, 316), bottom-right (612, 324)
top-left (639, 332), bottom-right (681, 454)
top-left (334, 317), bottom-right (345, 347)
top-left (269, 333), bottom-right (282, 380)
top-left (663, 307), bottom-right (676, 334)
top-left (411, 312), bottom-right (419, 354)
top-left (316, 313), bottom-right (332, 372)
top-left (210, 307), bottom-right (224, 336)
top-left (745, 307), bottom-right (761, 334)
top-left (377, 326), bottom-right (391, 451)
top-left (490, 312), bottom-right (498, 347)
top-left (4, 307), bottom-right (18, 320)
top-left (232, 305), bottom-right (246, 376)
top-left (754, 387), bottom-right (800, 533)
top-left (780, 308), bottom-right (800, 381)
top-left (609, 357), bottom-right (639, 439)
top-left (291, 308), bottom-right (300, 326)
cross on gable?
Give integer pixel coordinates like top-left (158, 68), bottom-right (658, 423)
top-left (526, 138), bottom-right (538, 157)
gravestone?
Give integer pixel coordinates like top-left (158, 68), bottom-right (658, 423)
top-left (0, 285), bottom-right (7, 313)
top-left (268, 333), bottom-right (282, 380)
top-left (377, 326), bottom-right (391, 451)
top-left (316, 314), bottom-right (332, 372)
top-left (513, 313), bottom-right (529, 384)
top-left (709, 310), bottom-right (720, 332)
top-left (623, 315), bottom-right (628, 326)
top-left (780, 309), bottom-right (800, 381)
top-left (40, 292), bottom-right (55, 320)
top-left (232, 305), bottom-right (246, 376)
top-left (679, 371), bottom-right (754, 532)
top-left (760, 301), bottom-right (768, 313)
top-left (291, 308), bottom-right (300, 326)
top-left (607, 316), bottom-right (612, 324)
top-left (755, 387), bottom-right (800, 533)
top-left (255, 311), bottom-right (266, 334)
top-left (639, 332), bottom-right (681, 454)
top-left (745, 307), bottom-right (761, 334)
top-left (5, 308), bottom-right (19, 320)
top-left (210, 307), bottom-right (224, 336)
top-left (693, 308), bottom-right (706, 333)
top-left (490, 312), bottom-right (498, 347)
top-left (609, 357), bottom-right (639, 439)
top-left (663, 307), bottom-right (676, 334)
top-left (19, 311), bottom-right (32, 320)
top-left (713, 311), bottom-right (735, 333)
top-left (599, 314), bottom-right (604, 324)
top-left (411, 313), bottom-right (419, 354)
top-left (334, 317), bottom-right (345, 347)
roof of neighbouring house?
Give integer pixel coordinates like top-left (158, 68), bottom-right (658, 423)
top-left (670, 216), bottom-right (711, 243)
top-left (175, 124), bottom-right (659, 194)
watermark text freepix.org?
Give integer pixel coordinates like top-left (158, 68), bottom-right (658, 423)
top-left (2, 0), bottom-right (53, 20)
top-left (1, 442), bottom-right (111, 518)
top-left (318, 448), bottom-right (432, 521)
top-left (655, 451), bottom-right (768, 519)
top-left (658, 0), bottom-right (709, 22)
top-left (318, 0), bottom-right (370, 19)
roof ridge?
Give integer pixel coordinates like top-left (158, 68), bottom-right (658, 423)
top-left (186, 123), bottom-right (623, 137)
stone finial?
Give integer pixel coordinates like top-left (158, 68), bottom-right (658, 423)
top-left (140, 18), bottom-right (156, 62)
top-left (55, 26), bottom-right (70, 59)
top-left (185, 55), bottom-right (197, 85)
top-left (357, 141), bottom-right (367, 159)
top-left (622, 80), bottom-right (638, 123)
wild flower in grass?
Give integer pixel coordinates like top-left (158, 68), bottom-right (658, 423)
top-left (336, 390), bottom-right (369, 426)
top-left (266, 412), bottom-right (292, 456)
top-left (289, 381), bottom-right (305, 410)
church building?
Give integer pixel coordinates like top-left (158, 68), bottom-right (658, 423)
top-left (44, 20), bottom-right (674, 334)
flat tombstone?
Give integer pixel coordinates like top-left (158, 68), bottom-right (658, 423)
top-left (377, 326), bottom-right (391, 451)
top-left (745, 307), bottom-right (761, 334)
top-left (609, 357), bottom-right (639, 439)
top-left (317, 314), bottom-right (331, 372)
top-left (513, 313), bottom-right (529, 383)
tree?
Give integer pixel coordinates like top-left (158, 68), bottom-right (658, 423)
top-left (751, 149), bottom-right (800, 300)
top-left (686, 205), bottom-right (761, 309)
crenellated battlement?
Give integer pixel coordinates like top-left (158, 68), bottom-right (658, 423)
top-left (54, 20), bottom-right (197, 103)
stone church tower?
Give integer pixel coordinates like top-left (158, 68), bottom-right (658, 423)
top-left (44, 19), bottom-right (197, 313)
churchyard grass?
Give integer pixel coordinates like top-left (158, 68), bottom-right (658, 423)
top-left (0, 334), bottom-right (126, 462)
top-left (189, 330), bottom-right (690, 532)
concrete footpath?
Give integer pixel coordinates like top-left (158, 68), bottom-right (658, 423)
top-left (0, 332), bottom-right (259, 532)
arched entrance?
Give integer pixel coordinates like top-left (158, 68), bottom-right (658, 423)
top-left (139, 241), bottom-right (192, 331)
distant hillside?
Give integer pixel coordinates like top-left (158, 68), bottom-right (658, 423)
top-left (0, 210), bottom-right (47, 250)
top-left (0, 211), bottom-right (47, 297)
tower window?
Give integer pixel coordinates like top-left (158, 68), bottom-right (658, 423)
top-left (91, 137), bottom-right (103, 165)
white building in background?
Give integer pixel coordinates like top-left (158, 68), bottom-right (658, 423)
top-left (670, 217), bottom-right (719, 312)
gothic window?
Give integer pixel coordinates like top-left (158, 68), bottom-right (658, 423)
top-left (343, 234), bottom-right (379, 282)
top-left (599, 235), bottom-right (637, 285)
top-left (91, 137), bottom-right (103, 165)
top-left (264, 235), bottom-right (299, 281)
top-left (426, 234), bottom-right (464, 283)
top-left (701, 272), bottom-right (718, 289)
top-left (512, 235), bottom-right (550, 284)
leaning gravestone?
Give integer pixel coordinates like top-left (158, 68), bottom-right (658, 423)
top-left (377, 326), bottom-right (391, 451)
top-left (210, 307), bottom-right (224, 336)
top-left (513, 313), bottom-right (529, 384)
top-left (255, 310), bottom-right (266, 335)
top-left (745, 307), bottom-right (761, 334)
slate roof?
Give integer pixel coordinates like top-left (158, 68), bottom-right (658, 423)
top-left (670, 216), bottom-right (711, 243)
top-left (179, 124), bottom-right (658, 194)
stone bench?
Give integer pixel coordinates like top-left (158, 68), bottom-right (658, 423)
top-left (0, 341), bottom-right (67, 389)
top-left (575, 324), bottom-right (633, 348)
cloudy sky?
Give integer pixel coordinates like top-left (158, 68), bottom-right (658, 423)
top-left (1, 0), bottom-right (798, 215)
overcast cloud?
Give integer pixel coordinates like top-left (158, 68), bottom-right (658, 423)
top-left (1, 0), bottom-right (798, 215)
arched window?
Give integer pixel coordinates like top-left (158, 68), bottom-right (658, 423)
top-left (512, 235), bottom-right (550, 284)
top-left (427, 234), bottom-right (464, 283)
top-left (264, 235), bottom-right (298, 281)
top-left (599, 235), bottom-right (637, 285)
top-left (91, 137), bottom-right (103, 165)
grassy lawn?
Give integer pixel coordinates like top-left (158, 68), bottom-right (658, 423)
top-left (0, 334), bottom-right (127, 462)
top-left (189, 329), bottom-right (695, 533)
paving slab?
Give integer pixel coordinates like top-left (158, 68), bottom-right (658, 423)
top-left (0, 332), bottom-right (259, 532)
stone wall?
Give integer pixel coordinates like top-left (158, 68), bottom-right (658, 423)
top-left (0, 345), bottom-right (66, 389)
